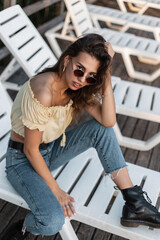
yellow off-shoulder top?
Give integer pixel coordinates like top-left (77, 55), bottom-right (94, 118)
top-left (11, 79), bottom-right (74, 146)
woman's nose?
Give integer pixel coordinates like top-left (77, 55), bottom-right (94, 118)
top-left (78, 74), bottom-right (87, 83)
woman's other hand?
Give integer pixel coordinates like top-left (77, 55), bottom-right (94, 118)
top-left (105, 42), bottom-right (115, 59)
top-left (53, 187), bottom-right (76, 218)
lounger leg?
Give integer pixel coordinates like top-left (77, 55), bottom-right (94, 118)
top-left (106, 22), bottom-right (124, 31)
top-left (121, 51), bottom-right (160, 82)
top-left (113, 123), bottom-right (160, 151)
top-left (153, 30), bottom-right (160, 42)
top-left (0, 58), bottom-right (22, 91)
top-left (121, 51), bottom-right (148, 80)
top-left (91, 15), bottom-right (124, 31)
top-left (138, 4), bottom-right (148, 14)
top-left (0, 58), bottom-right (20, 83)
top-left (138, 56), bottom-right (159, 65)
top-left (2, 81), bottom-right (21, 92)
top-left (127, 3), bottom-right (143, 12)
top-left (59, 218), bottom-right (78, 240)
top-left (45, 32), bottom-right (62, 58)
top-left (116, 0), bottom-right (127, 12)
top-left (91, 16), bottom-right (101, 28)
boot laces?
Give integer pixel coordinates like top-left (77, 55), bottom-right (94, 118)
top-left (142, 190), bottom-right (152, 204)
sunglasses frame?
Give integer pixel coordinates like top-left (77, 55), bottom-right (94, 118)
top-left (70, 59), bottom-right (97, 85)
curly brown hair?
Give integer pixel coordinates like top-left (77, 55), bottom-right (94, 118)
top-left (40, 33), bottom-right (112, 114)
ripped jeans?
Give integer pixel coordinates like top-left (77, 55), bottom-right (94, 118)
top-left (5, 119), bottom-right (127, 236)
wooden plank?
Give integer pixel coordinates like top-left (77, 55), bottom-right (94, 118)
top-left (23, 0), bottom-right (61, 16)
top-left (3, 0), bottom-right (16, 9)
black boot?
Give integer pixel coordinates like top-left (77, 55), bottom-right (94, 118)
top-left (2, 220), bottom-right (29, 240)
top-left (121, 185), bottom-right (160, 228)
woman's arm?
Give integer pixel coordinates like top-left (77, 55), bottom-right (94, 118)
top-left (24, 127), bottom-right (75, 217)
top-left (24, 127), bottom-right (59, 191)
top-left (85, 43), bottom-right (116, 127)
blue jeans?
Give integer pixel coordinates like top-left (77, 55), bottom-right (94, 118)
top-left (6, 119), bottom-right (127, 236)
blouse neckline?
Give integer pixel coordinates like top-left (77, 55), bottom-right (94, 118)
top-left (28, 79), bottom-right (73, 110)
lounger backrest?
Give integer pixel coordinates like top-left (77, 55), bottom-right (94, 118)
top-left (0, 5), bottom-right (57, 77)
top-left (64, 0), bottom-right (93, 37)
top-left (0, 83), bottom-right (12, 160)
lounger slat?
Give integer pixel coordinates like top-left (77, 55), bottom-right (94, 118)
top-left (24, 48), bottom-right (54, 75)
top-left (87, 176), bottom-right (115, 215)
top-left (0, 133), bottom-right (10, 160)
top-left (9, 26), bottom-right (36, 49)
top-left (72, 1), bottom-right (85, 15)
top-left (138, 88), bottom-right (156, 111)
top-left (146, 41), bottom-right (159, 53)
top-left (153, 91), bottom-right (160, 114)
top-left (70, 152), bottom-right (103, 205)
top-left (0, 14), bottom-right (28, 37)
top-left (136, 39), bottom-right (150, 51)
top-left (156, 45), bottom-right (160, 54)
top-left (125, 37), bottom-right (141, 48)
top-left (56, 150), bottom-right (92, 192)
top-left (19, 37), bottom-right (46, 60)
top-left (118, 36), bottom-right (135, 47)
top-left (0, 115), bottom-right (11, 140)
top-left (114, 81), bottom-right (130, 105)
top-left (74, 11), bottom-right (89, 24)
top-left (70, 0), bottom-right (79, 4)
top-left (123, 84), bottom-right (142, 108)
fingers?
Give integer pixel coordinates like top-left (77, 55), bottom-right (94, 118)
top-left (62, 202), bottom-right (76, 218)
top-left (62, 205), bottom-right (68, 218)
top-left (104, 42), bottom-right (115, 59)
top-left (69, 201), bottom-right (76, 215)
top-left (69, 195), bottom-right (75, 202)
top-left (61, 194), bottom-right (76, 218)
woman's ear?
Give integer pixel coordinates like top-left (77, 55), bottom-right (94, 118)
top-left (63, 55), bottom-right (70, 68)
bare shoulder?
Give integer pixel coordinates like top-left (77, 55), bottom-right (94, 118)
top-left (30, 72), bottom-right (54, 108)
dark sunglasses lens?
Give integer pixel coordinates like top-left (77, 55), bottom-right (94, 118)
top-left (73, 69), bottom-right (84, 77)
top-left (86, 77), bottom-right (96, 84)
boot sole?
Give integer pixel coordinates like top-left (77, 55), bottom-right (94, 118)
top-left (121, 218), bottom-right (160, 228)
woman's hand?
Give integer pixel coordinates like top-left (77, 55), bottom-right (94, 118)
top-left (53, 187), bottom-right (76, 218)
top-left (105, 42), bottom-right (115, 60)
top-left (101, 42), bottom-right (115, 91)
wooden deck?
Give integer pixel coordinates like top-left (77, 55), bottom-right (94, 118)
top-left (0, 0), bottom-right (160, 239)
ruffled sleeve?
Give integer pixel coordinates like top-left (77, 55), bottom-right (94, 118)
top-left (20, 81), bottom-right (52, 132)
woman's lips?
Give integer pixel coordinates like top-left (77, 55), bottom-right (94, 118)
top-left (72, 81), bottom-right (82, 88)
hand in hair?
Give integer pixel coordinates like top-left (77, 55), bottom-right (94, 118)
top-left (105, 42), bottom-right (115, 59)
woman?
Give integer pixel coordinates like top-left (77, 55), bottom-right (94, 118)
top-left (5, 34), bottom-right (160, 239)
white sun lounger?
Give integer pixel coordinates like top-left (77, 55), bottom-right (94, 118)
top-left (116, 0), bottom-right (160, 15)
top-left (112, 76), bottom-right (160, 151)
top-left (0, 5), bottom-right (57, 91)
top-left (0, 81), bottom-right (160, 240)
top-left (45, 0), bottom-right (160, 82)
top-left (87, 4), bottom-right (160, 41)
top-left (0, 4), bottom-right (160, 152)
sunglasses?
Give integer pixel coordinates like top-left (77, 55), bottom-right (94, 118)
top-left (71, 59), bottom-right (97, 85)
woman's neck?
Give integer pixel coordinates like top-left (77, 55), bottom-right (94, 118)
top-left (51, 72), bottom-right (68, 96)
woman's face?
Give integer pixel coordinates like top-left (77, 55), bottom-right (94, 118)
top-left (64, 52), bottom-right (100, 90)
